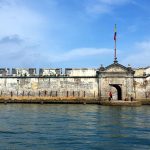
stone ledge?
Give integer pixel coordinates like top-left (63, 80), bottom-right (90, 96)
top-left (99, 100), bottom-right (142, 106)
top-left (0, 96), bottom-right (148, 106)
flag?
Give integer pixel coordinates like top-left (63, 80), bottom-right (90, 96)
top-left (114, 24), bottom-right (117, 41)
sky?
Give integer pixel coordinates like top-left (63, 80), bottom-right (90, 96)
top-left (0, 0), bottom-right (150, 69)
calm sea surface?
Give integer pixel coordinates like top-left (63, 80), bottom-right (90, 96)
top-left (0, 104), bottom-right (150, 150)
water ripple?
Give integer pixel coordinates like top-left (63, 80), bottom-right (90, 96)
top-left (0, 104), bottom-right (150, 150)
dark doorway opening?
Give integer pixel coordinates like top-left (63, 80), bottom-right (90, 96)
top-left (110, 84), bottom-right (122, 100)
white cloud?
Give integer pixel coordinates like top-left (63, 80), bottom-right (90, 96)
top-left (97, 0), bottom-right (130, 5)
top-left (0, 34), bottom-right (40, 67)
top-left (0, 0), bottom-right (49, 67)
top-left (0, 40), bottom-right (113, 67)
top-left (0, 0), bottom-right (142, 68)
top-left (121, 40), bottom-right (150, 67)
top-left (49, 48), bottom-right (113, 62)
top-left (86, 0), bottom-right (131, 15)
top-left (0, 0), bottom-right (46, 40)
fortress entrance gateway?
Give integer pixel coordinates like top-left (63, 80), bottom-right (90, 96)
top-left (98, 62), bottom-right (134, 100)
top-left (109, 84), bottom-right (122, 100)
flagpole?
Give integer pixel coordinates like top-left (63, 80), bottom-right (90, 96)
top-left (114, 24), bottom-right (118, 63)
top-left (115, 37), bottom-right (117, 62)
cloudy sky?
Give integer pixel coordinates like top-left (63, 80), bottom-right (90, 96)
top-left (0, 0), bottom-right (150, 68)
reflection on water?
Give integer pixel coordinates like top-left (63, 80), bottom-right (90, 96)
top-left (0, 104), bottom-right (150, 150)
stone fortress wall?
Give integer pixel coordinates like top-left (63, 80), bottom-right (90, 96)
top-left (0, 64), bottom-right (149, 100)
top-left (133, 67), bottom-right (150, 99)
top-left (0, 68), bottom-right (98, 98)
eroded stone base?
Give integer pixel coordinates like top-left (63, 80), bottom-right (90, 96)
top-left (0, 96), bottom-right (149, 106)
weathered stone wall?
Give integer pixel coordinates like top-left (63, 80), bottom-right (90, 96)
top-left (0, 76), bottom-right (149, 99)
top-left (0, 64), bottom-right (149, 100)
top-left (99, 77), bottom-right (134, 100)
top-left (134, 68), bottom-right (145, 76)
top-left (65, 68), bottom-right (97, 77)
top-left (134, 77), bottom-right (150, 99)
top-left (0, 77), bottom-right (98, 98)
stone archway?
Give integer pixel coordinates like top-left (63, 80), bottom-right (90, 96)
top-left (109, 84), bottom-right (122, 100)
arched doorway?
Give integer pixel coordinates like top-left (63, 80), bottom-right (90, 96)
top-left (109, 84), bottom-right (122, 100)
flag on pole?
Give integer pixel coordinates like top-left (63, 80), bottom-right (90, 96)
top-left (114, 24), bottom-right (117, 41)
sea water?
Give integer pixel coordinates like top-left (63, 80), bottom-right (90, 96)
top-left (0, 104), bottom-right (150, 150)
